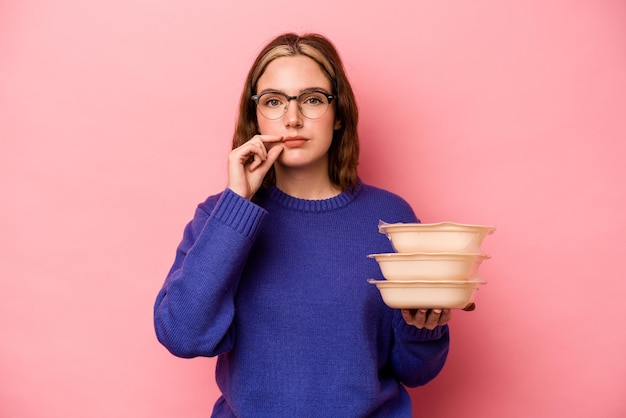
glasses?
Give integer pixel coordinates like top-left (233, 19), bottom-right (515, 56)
top-left (251, 89), bottom-right (336, 120)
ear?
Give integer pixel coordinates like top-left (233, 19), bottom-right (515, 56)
top-left (334, 119), bottom-right (342, 130)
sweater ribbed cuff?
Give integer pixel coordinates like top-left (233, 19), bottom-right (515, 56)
top-left (211, 189), bottom-right (267, 240)
top-left (393, 310), bottom-right (448, 341)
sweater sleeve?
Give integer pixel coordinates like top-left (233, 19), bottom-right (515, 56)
top-left (389, 310), bottom-right (450, 387)
top-left (371, 188), bottom-right (450, 386)
top-left (153, 189), bottom-right (267, 358)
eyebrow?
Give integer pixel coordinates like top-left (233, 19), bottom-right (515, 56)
top-left (257, 87), bottom-right (332, 95)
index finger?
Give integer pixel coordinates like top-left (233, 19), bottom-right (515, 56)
top-left (255, 135), bottom-right (284, 144)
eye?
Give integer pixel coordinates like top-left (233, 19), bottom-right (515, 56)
top-left (261, 93), bottom-right (286, 108)
top-left (301, 92), bottom-right (326, 106)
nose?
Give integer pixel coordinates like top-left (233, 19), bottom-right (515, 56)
top-left (283, 98), bottom-right (303, 128)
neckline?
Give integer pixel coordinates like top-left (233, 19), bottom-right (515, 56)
top-left (265, 181), bottom-right (362, 212)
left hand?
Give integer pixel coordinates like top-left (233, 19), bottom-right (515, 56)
top-left (401, 309), bottom-right (452, 330)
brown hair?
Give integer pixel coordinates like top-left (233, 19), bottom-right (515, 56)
top-left (232, 33), bottom-right (360, 192)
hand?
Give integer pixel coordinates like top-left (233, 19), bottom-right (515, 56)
top-left (227, 135), bottom-right (284, 200)
top-left (401, 308), bottom-right (452, 330)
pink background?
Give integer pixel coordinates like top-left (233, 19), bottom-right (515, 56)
top-left (2, 0), bottom-right (625, 417)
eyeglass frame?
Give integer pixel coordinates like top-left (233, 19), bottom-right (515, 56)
top-left (251, 89), bottom-right (336, 120)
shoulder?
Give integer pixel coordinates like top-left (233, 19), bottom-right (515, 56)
top-left (355, 182), bottom-right (420, 223)
top-left (358, 182), bottom-right (412, 208)
top-left (359, 182), bottom-right (405, 199)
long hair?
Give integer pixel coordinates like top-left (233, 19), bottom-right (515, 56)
top-left (232, 33), bottom-right (360, 192)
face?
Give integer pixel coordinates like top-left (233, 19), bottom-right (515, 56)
top-left (255, 55), bottom-right (340, 173)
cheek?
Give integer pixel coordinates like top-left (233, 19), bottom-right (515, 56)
top-left (321, 118), bottom-right (339, 138)
top-left (257, 117), bottom-right (278, 135)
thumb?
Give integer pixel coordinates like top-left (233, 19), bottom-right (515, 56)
top-left (265, 144), bottom-right (284, 165)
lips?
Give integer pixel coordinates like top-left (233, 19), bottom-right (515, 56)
top-left (282, 136), bottom-right (308, 147)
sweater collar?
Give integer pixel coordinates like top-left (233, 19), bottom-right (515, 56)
top-left (265, 181), bottom-right (362, 212)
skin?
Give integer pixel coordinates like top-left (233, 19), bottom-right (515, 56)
top-left (228, 55), bottom-right (340, 200)
top-left (401, 308), bottom-right (452, 330)
top-left (226, 55), bottom-right (451, 330)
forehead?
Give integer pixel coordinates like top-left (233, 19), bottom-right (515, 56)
top-left (256, 55), bottom-right (332, 93)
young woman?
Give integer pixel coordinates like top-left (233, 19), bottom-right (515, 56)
top-left (154, 32), bottom-right (451, 417)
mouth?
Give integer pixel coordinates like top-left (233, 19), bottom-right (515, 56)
top-left (282, 136), bottom-right (308, 147)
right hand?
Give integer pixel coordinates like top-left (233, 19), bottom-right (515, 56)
top-left (227, 135), bottom-right (284, 200)
top-left (400, 309), bottom-right (452, 330)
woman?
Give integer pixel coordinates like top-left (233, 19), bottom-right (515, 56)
top-left (154, 32), bottom-right (451, 417)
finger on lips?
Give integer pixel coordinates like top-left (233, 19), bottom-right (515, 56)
top-left (259, 135), bottom-right (284, 143)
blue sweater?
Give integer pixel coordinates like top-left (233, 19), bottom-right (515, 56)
top-left (154, 182), bottom-right (449, 417)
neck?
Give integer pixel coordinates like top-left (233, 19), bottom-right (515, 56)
top-left (274, 167), bottom-right (340, 200)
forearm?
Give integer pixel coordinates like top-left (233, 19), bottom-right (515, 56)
top-left (154, 189), bottom-right (267, 358)
top-left (390, 311), bottom-right (450, 387)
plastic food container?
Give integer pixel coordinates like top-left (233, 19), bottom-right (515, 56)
top-left (368, 278), bottom-right (485, 309)
top-left (378, 221), bottom-right (496, 253)
top-left (368, 252), bottom-right (489, 281)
